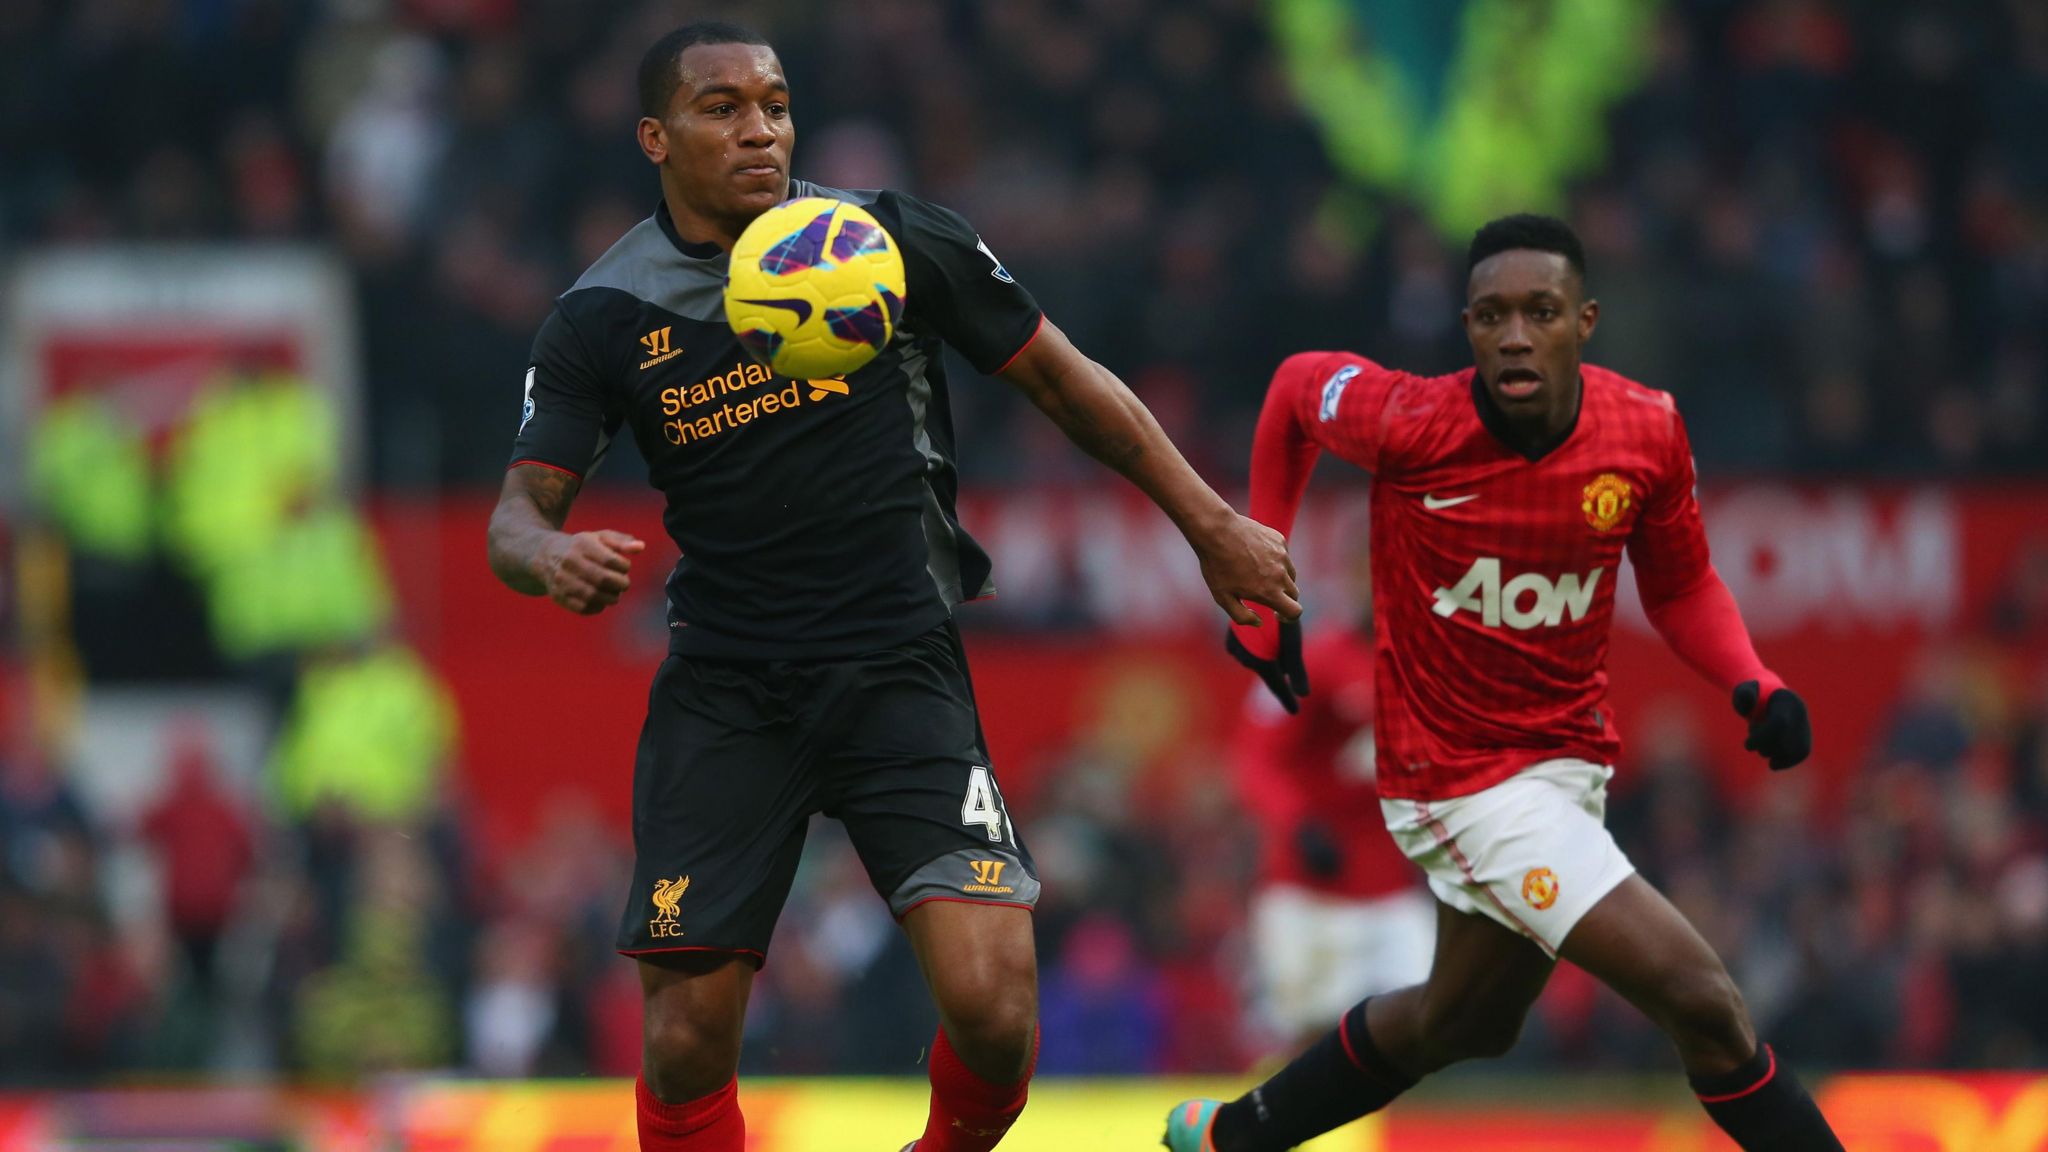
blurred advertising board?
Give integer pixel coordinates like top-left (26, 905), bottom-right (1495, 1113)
top-left (0, 246), bottom-right (362, 508)
top-left (1, 1074), bottom-right (2044, 1150)
top-left (377, 484), bottom-right (2048, 854)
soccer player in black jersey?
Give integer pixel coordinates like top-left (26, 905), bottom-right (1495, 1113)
top-left (485, 22), bottom-right (1298, 1152)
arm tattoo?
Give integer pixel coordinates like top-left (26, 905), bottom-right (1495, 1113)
top-left (487, 464), bottom-right (584, 594)
top-left (518, 466), bottom-right (581, 529)
top-left (1041, 363), bottom-right (1148, 475)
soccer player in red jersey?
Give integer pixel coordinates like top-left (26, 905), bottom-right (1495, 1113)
top-left (1166, 215), bottom-right (1843, 1151)
top-left (1233, 612), bottom-right (1433, 1055)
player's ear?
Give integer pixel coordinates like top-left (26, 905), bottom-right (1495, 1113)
top-left (1578, 298), bottom-right (1599, 342)
top-left (637, 116), bottom-right (668, 165)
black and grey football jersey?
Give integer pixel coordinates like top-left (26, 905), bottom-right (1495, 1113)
top-left (509, 182), bottom-right (1043, 658)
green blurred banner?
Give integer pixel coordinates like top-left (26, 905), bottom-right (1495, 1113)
top-left (1269, 0), bottom-right (1662, 237)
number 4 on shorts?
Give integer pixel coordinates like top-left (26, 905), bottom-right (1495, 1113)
top-left (961, 766), bottom-right (1013, 844)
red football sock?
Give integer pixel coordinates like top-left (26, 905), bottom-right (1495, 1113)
top-left (636, 1073), bottom-right (745, 1152)
top-left (917, 1025), bottom-right (1037, 1152)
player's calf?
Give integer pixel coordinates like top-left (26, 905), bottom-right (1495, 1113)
top-left (636, 955), bottom-right (752, 1151)
top-left (906, 902), bottom-right (1039, 1152)
top-left (1193, 903), bottom-right (1556, 1152)
top-left (1689, 1044), bottom-right (1844, 1151)
top-left (1366, 915), bottom-right (1554, 1077)
top-left (1200, 997), bottom-right (1418, 1152)
top-left (1623, 961), bottom-right (1842, 1148)
top-left (1401, 984), bottom-right (1534, 1070)
top-left (1629, 960), bottom-right (1841, 1150)
top-left (916, 1020), bottom-right (1038, 1152)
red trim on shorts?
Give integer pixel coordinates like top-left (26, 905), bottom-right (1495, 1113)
top-left (992, 315), bottom-right (1046, 375)
top-left (960, 592), bottom-right (997, 604)
top-left (508, 459), bottom-right (584, 480)
top-left (894, 894), bottom-right (1038, 922)
top-left (1416, 800), bottom-right (1554, 956)
top-left (1696, 1046), bottom-right (1777, 1103)
top-left (618, 944), bottom-right (766, 966)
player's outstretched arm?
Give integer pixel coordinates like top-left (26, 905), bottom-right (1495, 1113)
top-left (487, 463), bottom-right (645, 615)
top-left (1629, 419), bottom-right (1810, 770)
top-left (1638, 567), bottom-right (1812, 771)
top-left (999, 317), bottom-right (1300, 625)
top-left (1231, 350), bottom-right (1413, 709)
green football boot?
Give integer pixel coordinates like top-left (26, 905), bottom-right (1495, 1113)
top-left (1161, 1098), bottom-right (1223, 1151)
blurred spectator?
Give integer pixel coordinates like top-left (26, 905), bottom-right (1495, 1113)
top-left (1231, 614), bottom-right (1434, 1056)
top-left (291, 828), bottom-right (457, 1078)
top-left (324, 36), bottom-right (448, 257)
top-left (464, 917), bottom-right (562, 1078)
top-left (139, 732), bottom-right (255, 1009)
top-left (270, 645), bottom-right (457, 824)
top-left (0, 739), bottom-right (91, 899)
top-left (1038, 914), bottom-right (1166, 1074)
top-left (0, 885), bottom-right (69, 1082)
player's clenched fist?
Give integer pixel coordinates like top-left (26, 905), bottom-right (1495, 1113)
top-left (1198, 513), bottom-right (1302, 626)
top-left (543, 529), bottom-right (645, 615)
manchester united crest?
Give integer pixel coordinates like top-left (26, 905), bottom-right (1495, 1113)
top-left (1521, 867), bottom-right (1560, 911)
top-left (1581, 473), bottom-right (1633, 533)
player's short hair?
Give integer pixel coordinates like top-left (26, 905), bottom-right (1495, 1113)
top-left (639, 21), bottom-right (774, 120)
top-left (1466, 213), bottom-right (1588, 285)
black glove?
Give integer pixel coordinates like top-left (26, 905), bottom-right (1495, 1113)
top-left (1733, 680), bottom-right (1811, 771)
top-left (1226, 619), bottom-right (1310, 713)
top-left (1294, 820), bottom-right (1344, 880)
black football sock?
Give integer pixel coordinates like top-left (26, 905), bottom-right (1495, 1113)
top-left (1211, 999), bottom-right (1416, 1152)
top-left (1690, 1043), bottom-right (1844, 1151)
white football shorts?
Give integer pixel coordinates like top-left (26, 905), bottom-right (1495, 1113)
top-left (1249, 884), bottom-right (1437, 1039)
top-left (1380, 757), bottom-right (1635, 958)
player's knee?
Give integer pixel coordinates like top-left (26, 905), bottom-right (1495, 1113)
top-left (1657, 967), bottom-right (1753, 1063)
top-left (935, 957), bottom-right (1039, 1078)
top-left (642, 996), bottom-right (745, 1102)
top-left (945, 985), bottom-right (1038, 1075)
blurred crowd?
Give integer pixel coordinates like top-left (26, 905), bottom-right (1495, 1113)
top-left (3, 0), bottom-right (2045, 482)
top-left (6, 0), bottom-right (2048, 1089)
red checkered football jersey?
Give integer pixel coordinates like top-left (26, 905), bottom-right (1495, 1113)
top-left (1250, 351), bottom-right (1713, 802)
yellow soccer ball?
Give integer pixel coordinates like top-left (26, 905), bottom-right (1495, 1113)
top-left (724, 197), bottom-right (907, 379)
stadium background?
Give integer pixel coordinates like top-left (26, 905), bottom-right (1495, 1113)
top-left (3, 0), bottom-right (2046, 1147)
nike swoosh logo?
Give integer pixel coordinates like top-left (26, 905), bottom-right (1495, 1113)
top-left (1422, 493), bottom-right (1479, 510)
top-left (736, 297), bottom-right (813, 324)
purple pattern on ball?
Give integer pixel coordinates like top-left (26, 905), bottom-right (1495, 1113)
top-left (760, 207), bottom-right (836, 276)
top-left (824, 300), bottom-right (890, 348)
top-left (736, 325), bottom-right (784, 365)
top-left (878, 284), bottom-right (904, 326)
top-left (830, 217), bottom-right (889, 262)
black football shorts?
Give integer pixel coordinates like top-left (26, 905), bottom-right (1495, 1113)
top-left (615, 619), bottom-right (1037, 963)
